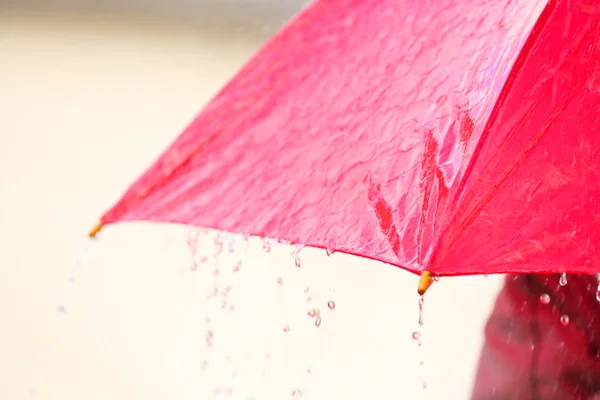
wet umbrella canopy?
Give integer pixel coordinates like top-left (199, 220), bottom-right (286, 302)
top-left (92, 0), bottom-right (600, 294)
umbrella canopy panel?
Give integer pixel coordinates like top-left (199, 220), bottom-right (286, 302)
top-left (99, 0), bottom-right (600, 278)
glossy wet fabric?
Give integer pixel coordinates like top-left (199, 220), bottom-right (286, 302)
top-left (100, 0), bottom-right (600, 277)
top-left (472, 275), bottom-right (600, 400)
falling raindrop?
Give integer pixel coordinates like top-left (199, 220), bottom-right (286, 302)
top-left (215, 233), bottom-right (225, 255)
top-left (291, 245), bottom-right (303, 268)
top-left (539, 293), bottom-right (551, 304)
top-left (412, 331), bottom-right (421, 341)
top-left (232, 261), bottom-right (241, 272)
top-left (307, 308), bottom-right (320, 318)
top-left (187, 228), bottom-right (201, 271)
top-left (262, 238), bottom-right (273, 253)
top-left (227, 237), bottom-right (236, 253)
top-left (326, 248), bottom-right (335, 256)
top-left (277, 277), bottom-right (284, 285)
top-left (559, 273), bottom-right (568, 287)
top-left (560, 315), bottom-right (570, 326)
top-left (291, 389), bottom-right (305, 399)
top-left (205, 330), bottom-right (214, 347)
top-left (327, 300), bottom-right (336, 310)
top-left (315, 317), bottom-right (322, 327)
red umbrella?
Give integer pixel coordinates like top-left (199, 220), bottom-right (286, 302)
top-left (89, 0), bottom-right (600, 295)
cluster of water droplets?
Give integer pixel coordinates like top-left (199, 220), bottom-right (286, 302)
top-left (184, 229), bottom-right (347, 398)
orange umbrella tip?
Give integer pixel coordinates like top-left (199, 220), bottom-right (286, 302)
top-left (88, 222), bottom-right (103, 238)
top-left (417, 270), bottom-right (432, 296)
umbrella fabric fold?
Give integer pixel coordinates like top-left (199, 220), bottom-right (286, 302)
top-left (94, 0), bottom-right (600, 285)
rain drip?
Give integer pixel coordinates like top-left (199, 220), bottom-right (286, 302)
top-left (187, 228), bottom-right (201, 271)
top-left (291, 244), bottom-right (303, 268)
top-left (415, 295), bottom-right (426, 391)
top-left (262, 238), bottom-right (273, 252)
top-left (559, 272), bottom-right (567, 287)
top-left (227, 236), bottom-right (236, 253)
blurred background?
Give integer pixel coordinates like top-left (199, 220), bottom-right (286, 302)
top-left (0, 1), bottom-right (503, 398)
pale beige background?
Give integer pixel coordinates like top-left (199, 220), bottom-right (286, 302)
top-left (0, 7), bottom-right (503, 399)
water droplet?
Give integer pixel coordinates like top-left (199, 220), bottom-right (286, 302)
top-left (326, 248), bottom-right (335, 256)
top-left (314, 317), bottom-right (322, 327)
top-left (262, 238), bottom-right (273, 253)
top-left (228, 237), bottom-right (236, 253)
top-left (205, 330), bottom-right (214, 347)
top-left (214, 233), bottom-right (225, 255)
top-left (291, 245), bottom-right (303, 268)
top-left (186, 227), bottom-right (200, 247)
top-left (327, 300), bottom-right (336, 310)
top-left (559, 273), bottom-right (568, 287)
top-left (221, 286), bottom-right (232, 297)
top-left (539, 293), bottom-right (551, 304)
top-left (187, 228), bottom-right (201, 271)
top-left (283, 325), bottom-right (290, 333)
top-left (232, 261), bottom-right (241, 272)
top-left (560, 314), bottom-right (570, 326)
top-left (56, 304), bottom-right (66, 313)
top-left (307, 308), bottom-right (320, 318)
top-left (412, 331), bottom-right (421, 341)
top-left (277, 277), bottom-right (284, 285)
